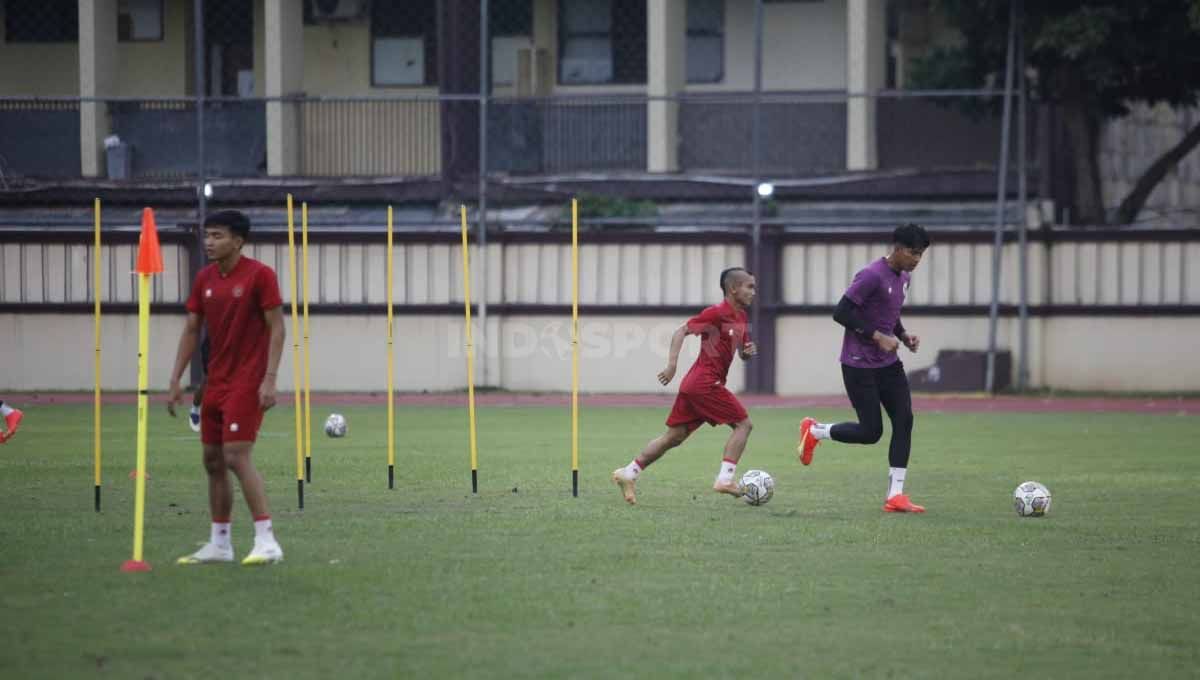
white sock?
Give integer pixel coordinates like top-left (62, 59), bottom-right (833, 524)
top-left (0, 404), bottom-right (13, 416)
top-left (887, 467), bottom-right (906, 498)
top-left (811, 422), bottom-right (832, 440)
top-left (210, 521), bottom-right (232, 549)
top-left (716, 458), bottom-right (737, 484)
top-left (622, 460), bottom-right (643, 480)
top-left (190, 404), bottom-right (200, 415)
top-left (253, 517), bottom-right (274, 543)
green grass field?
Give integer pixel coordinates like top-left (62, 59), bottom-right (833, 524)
top-left (1, 402), bottom-right (1198, 679)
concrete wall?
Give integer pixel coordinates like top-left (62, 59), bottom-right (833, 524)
top-left (693, 0), bottom-right (847, 92)
top-left (114, 0), bottom-right (189, 97)
top-left (1101, 104), bottom-right (1200, 228)
top-left (2, 236), bottom-right (1198, 393)
top-left (0, 0), bottom-right (80, 96)
top-left (2, 310), bottom-right (1193, 394)
top-left (0, 0), bottom-right (186, 97)
top-left (541, 0), bottom-right (848, 94)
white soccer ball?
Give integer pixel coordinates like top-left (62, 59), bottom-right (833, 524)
top-left (740, 469), bottom-right (775, 506)
top-left (1013, 480), bottom-right (1051, 517)
top-left (324, 413), bottom-right (348, 438)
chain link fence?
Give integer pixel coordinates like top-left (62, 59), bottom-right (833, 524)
top-left (0, 0), bottom-right (1036, 187)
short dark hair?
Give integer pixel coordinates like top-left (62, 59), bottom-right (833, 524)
top-left (893, 223), bottom-right (930, 250)
top-left (719, 267), bottom-right (751, 294)
top-left (205, 210), bottom-right (251, 240)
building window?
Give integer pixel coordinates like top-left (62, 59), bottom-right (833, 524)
top-left (490, 0), bottom-right (534, 87)
top-left (3, 0), bottom-right (78, 43)
top-left (687, 0), bottom-right (723, 83)
top-left (119, 0), bottom-right (164, 42)
top-left (558, 0), bottom-right (646, 85)
top-left (371, 0), bottom-right (438, 86)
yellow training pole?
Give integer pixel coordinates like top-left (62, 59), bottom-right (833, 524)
top-left (460, 205), bottom-right (479, 494)
top-left (93, 197), bottom-right (103, 513)
top-left (302, 202), bottom-right (312, 484)
top-left (287, 195), bottom-right (304, 510)
top-left (571, 198), bottom-right (580, 497)
top-left (386, 206), bottom-right (396, 489)
top-left (122, 207), bottom-right (162, 573)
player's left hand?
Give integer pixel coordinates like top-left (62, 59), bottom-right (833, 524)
top-left (902, 333), bottom-right (920, 353)
top-left (741, 341), bottom-right (758, 358)
top-left (166, 379), bottom-right (183, 417)
top-left (259, 381), bottom-right (277, 411)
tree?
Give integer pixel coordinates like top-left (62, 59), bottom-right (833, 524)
top-left (910, 0), bottom-right (1200, 225)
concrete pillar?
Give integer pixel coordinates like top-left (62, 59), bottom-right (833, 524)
top-left (647, 0), bottom-right (686, 173)
top-left (265, 0), bottom-right (303, 175)
top-left (530, 0), bottom-right (555, 95)
top-left (79, 0), bottom-right (117, 178)
top-left (846, 0), bottom-right (885, 171)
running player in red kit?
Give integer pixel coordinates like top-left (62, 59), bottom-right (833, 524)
top-left (612, 267), bottom-right (757, 505)
top-left (167, 210), bottom-right (286, 565)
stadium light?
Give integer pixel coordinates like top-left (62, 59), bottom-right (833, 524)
top-left (756, 182), bottom-right (774, 199)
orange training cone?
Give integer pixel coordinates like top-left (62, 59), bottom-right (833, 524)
top-left (135, 207), bottom-right (164, 275)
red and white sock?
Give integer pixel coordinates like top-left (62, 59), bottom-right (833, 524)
top-left (253, 515), bottom-right (274, 542)
top-left (211, 517), bottom-right (232, 549)
top-left (716, 457), bottom-right (737, 485)
top-left (621, 460), bottom-right (644, 480)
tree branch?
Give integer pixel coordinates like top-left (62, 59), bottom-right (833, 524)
top-left (1116, 117), bottom-right (1200, 224)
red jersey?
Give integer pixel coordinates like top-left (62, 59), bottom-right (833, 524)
top-left (679, 299), bottom-right (750, 393)
top-left (185, 256), bottom-right (282, 391)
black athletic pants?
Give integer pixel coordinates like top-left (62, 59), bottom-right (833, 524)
top-left (830, 361), bottom-right (914, 468)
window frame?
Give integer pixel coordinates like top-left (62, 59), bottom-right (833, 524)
top-left (686, 0), bottom-right (724, 84)
top-left (369, 0), bottom-right (439, 88)
top-left (556, 0), bottom-right (647, 86)
top-left (118, 0), bottom-right (165, 43)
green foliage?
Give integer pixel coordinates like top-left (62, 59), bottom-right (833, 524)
top-left (911, 1), bottom-right (1200, 117)
top-left (2, 403), bottom-right (1199, 677)
top-left (571, 193), bottom-right (658, 220)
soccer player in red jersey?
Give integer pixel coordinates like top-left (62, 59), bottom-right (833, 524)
top-left (167, 210), bottom-right (287, 565)
top-left (796, 223), bottom-right (931, 513)
top-left (0, 399), bottom-right (23, 443)
top-left (612, 267), bottom-right (758, 505)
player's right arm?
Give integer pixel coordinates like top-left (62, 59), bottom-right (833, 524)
top-left (658, 323), bottom-right (690, 385)
top-left (167, 312), bottom-right (203, 416)
top-left (833, 296), bottom-right (900, 353)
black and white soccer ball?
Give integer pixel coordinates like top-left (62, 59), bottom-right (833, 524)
top-left (1013, 481), bottom-right (1051, 517)
top-left (740, 469), bottom-right (775, 506)
top-left (324, 413), bottom-right (348, 438)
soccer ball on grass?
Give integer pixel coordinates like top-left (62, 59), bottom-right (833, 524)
top-left (324, 413), bottom-right (348, 438)
top-left (740, 469), bottom-right (775, 506)
top-left (1013, 481), bottom-right (1051, 517)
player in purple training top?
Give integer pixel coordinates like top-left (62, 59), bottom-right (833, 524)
top-left (796, 223), bottom-right (931, 513)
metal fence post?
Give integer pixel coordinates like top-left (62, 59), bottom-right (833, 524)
top-left (1016, 0), bottom-right (1030, 391)
top-left (985, 0), bottom-right (1017, 394)
top-left (748, 0), bottom-right (765, 393)
top-left (478, 0), bottom-right (490, 387)
top-left (190, 0), bottom-right (206, 389)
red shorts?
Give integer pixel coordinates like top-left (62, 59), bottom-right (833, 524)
top-left (666, 386), bottom-right (749, 433)
top-left (201, 386), bottom-right (264, 445)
